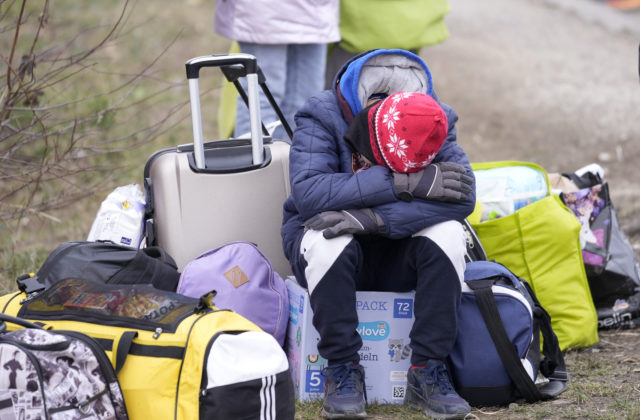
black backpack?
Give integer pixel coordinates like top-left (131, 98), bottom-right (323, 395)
top-left (18, 241), bottom-right (180, 294)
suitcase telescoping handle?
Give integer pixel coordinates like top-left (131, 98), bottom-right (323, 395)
top-left (185, 54), bottom-right (263, 169)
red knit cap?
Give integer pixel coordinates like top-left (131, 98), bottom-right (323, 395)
top-left (368, 92), bottom-right (448, 173)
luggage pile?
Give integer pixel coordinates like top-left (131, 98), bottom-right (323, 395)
top-left (1, 279), bottom-right (294, 419)
top-left (1, 54), bottom-right (296, 420)
top-left (3, 52), bottom-right (639, 418)
top-left (456, 161), bottom-right (640, 406)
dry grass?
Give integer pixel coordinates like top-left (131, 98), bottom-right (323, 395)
top-left (0, 0), bottom-right (230, 287)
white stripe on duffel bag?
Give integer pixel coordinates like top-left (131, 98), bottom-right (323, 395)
top-left (260, 374), bottom-right (276, 420)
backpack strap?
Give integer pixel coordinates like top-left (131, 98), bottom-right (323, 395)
top-left (582, 242), bottom-right (608, 258)
top-left (466, 278), bottom-right (544, 402)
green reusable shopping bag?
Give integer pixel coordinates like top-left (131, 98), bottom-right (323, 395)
top-left (469, 161), bottom-right (599, 350)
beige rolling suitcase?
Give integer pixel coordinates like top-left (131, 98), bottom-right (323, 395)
top-left (143, 54), bottom-right (292, 277)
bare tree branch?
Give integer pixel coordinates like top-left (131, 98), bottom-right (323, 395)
top-left (0, 0), bottom-right (184, 230)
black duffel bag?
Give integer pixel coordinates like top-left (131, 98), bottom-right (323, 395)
top-left (18, 241), bottom-right (180, 293)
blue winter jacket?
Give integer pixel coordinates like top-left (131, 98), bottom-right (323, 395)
top-left (281, 49), bottom-right (476, 261)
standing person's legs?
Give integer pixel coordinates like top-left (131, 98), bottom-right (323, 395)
top-left (234, 43), bottom-right (287, 138)
top-left (279, 43), bottom-right (327, 139)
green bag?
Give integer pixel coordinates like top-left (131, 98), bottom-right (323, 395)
top-left (469, 161), bottom-right (598, 350)
top-left (337, 0), bottom-right (450, 53)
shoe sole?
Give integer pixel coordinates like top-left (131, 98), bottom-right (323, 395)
top-left (405, 384), bottom-right (470, 420)
top-left (320, 408), bottom-right (368, 419)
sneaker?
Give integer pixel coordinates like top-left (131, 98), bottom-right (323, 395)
top-left (321, 362), bottom-right (367, 419)
top-left (405, 360), bottom-right (471, 420)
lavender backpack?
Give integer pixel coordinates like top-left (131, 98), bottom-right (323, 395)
top-left (177, 242), bottom-right (289, 346)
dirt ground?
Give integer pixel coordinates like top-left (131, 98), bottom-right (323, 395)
top-left (424, 0), bottom-right (640, 247)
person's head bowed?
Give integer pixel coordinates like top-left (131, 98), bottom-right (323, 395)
top-left (344, 91), bottom-right (448, 173)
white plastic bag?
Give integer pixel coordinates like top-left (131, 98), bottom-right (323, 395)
top-left (87, 184), bottom-right (146, 248)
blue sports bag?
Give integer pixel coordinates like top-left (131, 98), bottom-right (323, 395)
top-left (450, 260), bottom-right (569, 406)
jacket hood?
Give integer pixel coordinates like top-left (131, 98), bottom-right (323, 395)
top-left (335, 49), bottom-right (434, 120)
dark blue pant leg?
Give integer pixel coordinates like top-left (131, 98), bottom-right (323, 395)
top-left (291, 221), bottom-right (463, 367)
top-left (290, 231), bottom-right (365, 365)
top-left (359, 235), bottom-right (462, 365)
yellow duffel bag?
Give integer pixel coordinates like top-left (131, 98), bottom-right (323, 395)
top-left (0, 278), bottom-right (294, 419)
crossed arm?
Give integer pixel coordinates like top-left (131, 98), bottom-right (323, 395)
top-left (290, 97), bottom-right (476, 239)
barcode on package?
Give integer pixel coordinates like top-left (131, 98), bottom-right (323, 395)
top-left (392, 385), bottom-right (406, 399)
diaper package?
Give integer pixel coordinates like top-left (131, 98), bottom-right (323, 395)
top-left (87, 184), bottom-right (146, 248)
top-left (474, 166), bottom-right (548, 222)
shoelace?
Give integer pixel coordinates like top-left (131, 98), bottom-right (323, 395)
top-left (423, 363), bottom-right (454, 394)
top-left (323, 364), bottom-right (361, 395)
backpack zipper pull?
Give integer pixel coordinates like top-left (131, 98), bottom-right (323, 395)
top-left (153, 327), bottom-right (163, 339)
top-left (195, 290), bottom-right (217, 314)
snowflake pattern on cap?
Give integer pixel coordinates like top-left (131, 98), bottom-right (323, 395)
top-left (375, 92), bottom-right (416, 171)
top-left (370, 91), bottom-right (448, 173)
top-left (382, 104), bottom-right (400, 130)
top-left (386, 133), bottom-right (408, 159)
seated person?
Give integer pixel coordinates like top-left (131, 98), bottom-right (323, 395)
top-left (281, 48), bottom-right (475, 419)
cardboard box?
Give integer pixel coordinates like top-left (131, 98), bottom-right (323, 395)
top-left (285, 278), bottom-right (416, 404)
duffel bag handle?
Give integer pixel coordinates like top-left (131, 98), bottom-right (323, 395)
top-left (468, 276), bottom-right (569, 403)
top-left (0, 312), bottom-right (44, 331)
top-left (111, 330), bottom-right (138, 374)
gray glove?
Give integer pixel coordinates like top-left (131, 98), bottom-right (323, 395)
top-left (304, 208), bottom-right (385, 239)
top-left (393, 162), bottom-right (473, 202)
